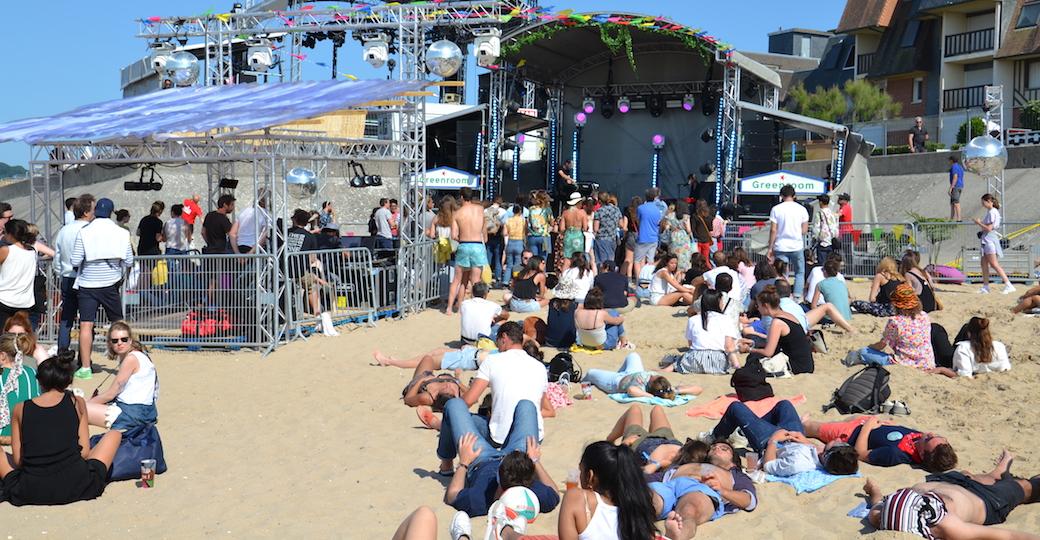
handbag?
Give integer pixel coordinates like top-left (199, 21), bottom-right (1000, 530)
top-left (151, 259), bottom-right (169, 287)
top-left (760, 352), bottom-right (792, 378)
top-left (809, 329), bottom-right (828, 354)
top-left (89, 423), bottom-right (168, 481)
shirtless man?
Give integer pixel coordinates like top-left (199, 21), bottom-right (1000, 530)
top-left (446, 187), bottom-right (488, 313)
top-left (559, 192), bottom-right (590, 260)
top-left (865, 450), bottom-right (1040, 539)
top-left (650, 458), bottom-right (727, 540)
top-left (1011, 284), bottom-right (1040, 314)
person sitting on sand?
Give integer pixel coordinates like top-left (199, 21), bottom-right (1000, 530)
top-left (437, 398), bottom-right (560, 517)
top-left (811, 257), bottom-right (853, 322)
top-left (555, 252), bottom-right (595, 304)
top-left (662, 289), bottom-right (740, 375)
top-left (2, 311), bottom-right (50, 366)
top-left (864, 283), bottom-right (935, 369)
top-left (593, 261), bottom-right (633, 312)
top-left (0, 352), bottom-right (122, 506)
top-left (755, 279), bottom-right (856, 336)
top-left (648, 254), bottom-right (696, 306)
top-left (0, 333), bottom-right (40, 446)
top-left (574, 287), bottom-right (629, 350)
top-left (585, 355), bottom-right (701, 401)
top-left (863, 449), bottom-right (1040, 539)
top-left (460, 282), bottom-right (509, 344)
top-left (707, 400), bottom-right (859, 477)
top-left (1011, 284), bottom-right (1040, 315)
top-left (741, 286), bottom-right (815, 375)
top-left (86, 321), bottom-right (158, 431)
top-left (926, 316), bottom-right (1010, 379)
top-left (851, 256), bottom-right (905, 317)
top-left (504, 256), bottom-right (549, 313)
top-left (802, 415), bottom-right (957, 473)
top-left (900, 250), bottom-right (940, 313)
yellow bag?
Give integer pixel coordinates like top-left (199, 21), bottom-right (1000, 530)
top-left (435, 237), bottom-right (453, 264)
top-left (482, 264), bottom-right (493, 284)
top-left (151, 259), bottom-right (169, 287)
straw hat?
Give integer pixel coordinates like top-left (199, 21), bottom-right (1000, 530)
top-left (890, 283), bottom-right (920, 311)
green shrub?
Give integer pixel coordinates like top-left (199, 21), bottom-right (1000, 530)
top-left (1022, 100), bottom-right (1040, 130)
top-left (957, 117), bottom-right (986, 144)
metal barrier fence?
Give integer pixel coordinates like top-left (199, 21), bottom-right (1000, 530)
top-left (397, 239), bottom-right (450, 314)
top-left (282, 247), bottom-right (382, 334)
top-left (913, 221), bottom-right (1039, 283)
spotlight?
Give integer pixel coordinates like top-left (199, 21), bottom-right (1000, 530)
top-left (358, 32), bottom-right (389, 69)
top-left (701, 128), bottom-right (715, 143)
top-left (682, 93), bottom-right (695, 111)
top-left (745, 81), bottom-right (760, 99)
top-left (246, 38), bottom-right (274, 72)
top-left (617, 96), bottom-right (630, 114)
top-left (124, 165), bottom-right (164, 191)
top-left (148, 41), bottom-right (175, 73)
top-left (473, 27), bottom-right (502, 68)
top-left (574, 112), bottom-right (587, 127)
top-left (582, 97), bottom-right (595, 114)
top-left (700, 162), bottom-right (715, 176)
top-left (600, 95), bottom-right (614, 118)
top-left (702, 84), bottom-right (720, 116)
top-left (651, 134), bottom-right (666, 149)
top-left (648, 95), bottom-right (664, 117)
top-left (365, 175), bottom-right (383, 187)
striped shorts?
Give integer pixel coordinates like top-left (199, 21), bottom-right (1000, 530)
top-left (665, 349), bottom-right (729, 375)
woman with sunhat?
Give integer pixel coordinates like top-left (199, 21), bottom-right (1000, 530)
top-left (866, 283), bottom-right (935, 369)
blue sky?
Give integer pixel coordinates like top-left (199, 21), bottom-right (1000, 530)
top-left (0, 0), bottom-right (844, 168)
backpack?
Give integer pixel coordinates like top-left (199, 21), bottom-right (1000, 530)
top-left (367, 209), bottom-right (378, 235)
top-left (544, 352), bottom-right (582, 384)
top-left (823, 364), bottom-right (891, 414)
top-left (730, 358), bottom-right (774, 402)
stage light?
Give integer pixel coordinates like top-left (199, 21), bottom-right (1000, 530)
top-left (473, 27), bottom-right (502, 68)
top-left (682, 93), bottom-right (695, 111)
top-left (651, 134), bottom-right (666, 149)
top-left (617, 96), bottom-right (631, 114)
top-left (125, 165), bottom-right (164, 191)
top-left (359, 32), bottom-right (389, 69)
top-left (246, 38), bottom-right (274, 72)
top-left (702, 84), bottom-right (720, 116)
top-left (600, 95), bottom-right (614, 119)
top-left (574, 112), bottom-right (587, 127)
top-left (700, 162), bottom-right (715, 176)
top-left (517, 133), bottom-right (526, 145)
top-left (701, 128), bottom-right (715, 143)
top-left (148, 41), bottom-right (175, 73)
top-left (648, 95), bottom-right (665, 117)
top-left (745, 81), bottom-right (760, 99)
top-left (582, 97), bottom-right (595, 114)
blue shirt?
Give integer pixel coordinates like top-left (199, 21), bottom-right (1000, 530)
top-left (817, 277), bottom-right (852, 320)
top-left (949, 162), bottom-right (964, 189)
top-left (636, 201), bottom-right (663, 244)
top-left (451, 459), bottom-right (560, 517)
top-left (849, 425), bottom-right (919, 467)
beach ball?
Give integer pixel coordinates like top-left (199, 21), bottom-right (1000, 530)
top-left (963, 135), bottom-right (1007, 178)
top-left (497, 486), bottom-right (540, 523)
top-left (285, 167), bottom-right (318, 200)
top-left (166, 51), bottom-right (200, 87)
top-left (426, 40), bottom-right (463, 78)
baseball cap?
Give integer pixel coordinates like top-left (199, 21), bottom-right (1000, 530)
top-left (94, 198), bottom-right (115, 218)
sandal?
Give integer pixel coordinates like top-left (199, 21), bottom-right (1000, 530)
top-left (620, 341), bottom-right (636, 350)
top-left (888, 400), bottom-right (911, 416)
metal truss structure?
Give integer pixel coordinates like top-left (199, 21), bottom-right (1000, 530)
top-left (716, 56), bottom-right (741, 209)
top-left (984, 85), bottom-right (1006, 226)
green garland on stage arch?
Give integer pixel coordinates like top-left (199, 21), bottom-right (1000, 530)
top-left (500, 16), bottom-right (731, 72)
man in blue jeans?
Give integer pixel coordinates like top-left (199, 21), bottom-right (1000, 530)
top-left (52, 194), bottom-right (94, 353)
top-left (710, 400), bottom-right (858, 476)
top-left (767, 184), bottom-right (809, 301)
top-left (437, 398), bottom-right (560, 517)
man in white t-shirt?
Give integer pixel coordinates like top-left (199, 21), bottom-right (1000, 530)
top-left (230, 194), bottom-right (270, 255)
top-left (767, 185), bottom-right (810, 301)
top-left (460, 281), bottom-right (509, 343)
top-left (462, 322), bottom-right (552, 446)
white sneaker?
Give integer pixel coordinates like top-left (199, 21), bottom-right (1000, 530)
top-left (1001, 284), bottom-right (1017, 295)
top-left (978, 286), bottom-right (990, 294)
top-left (697, 431), bottom-right (715, 444)
top-left (485, 500), bottom-right (528, 540)
top-left (450, 511), bottom-right (472, 540)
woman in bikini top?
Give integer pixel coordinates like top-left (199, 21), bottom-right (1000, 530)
top-left (401, 371), bottom-right (463, 409)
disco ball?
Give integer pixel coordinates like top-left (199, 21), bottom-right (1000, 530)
top-left (166, 51), bottom-right (200, 87)
top-left (426, 40), bottom-right (463, 78)
top-left (285, 167), bottom-right (318, 200)
top-left (962, 135), bottom-right (1007, 178)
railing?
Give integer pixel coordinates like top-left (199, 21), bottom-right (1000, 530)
top-left (944, 28), bottom-right (994, 57)
top-left (856, 53), bottom-right (875, 75)
top-left (911, 221), bottom-right (1039, 283)
top-left (943, 84), bottom-right (987, 111)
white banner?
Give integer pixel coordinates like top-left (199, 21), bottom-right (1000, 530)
top-left (738, 170), bottom-right (826, 195)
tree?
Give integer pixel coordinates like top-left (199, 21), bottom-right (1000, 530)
top-left (956, 117), bottom-right (986, 144)
top-left (843, 79), bottom-right (901, 122)
top-left (1021, 100), bottom-right (1040, 130)
top-left (0, 162), bottom-right (27, 179)
top-left (787, 84), bottom-right (846, 123)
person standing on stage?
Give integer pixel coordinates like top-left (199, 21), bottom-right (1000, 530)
top-left (445, 188), bottom-right (488, 314)
top-left (70, 198), bottom-right (134, 379)
top-left (557, 159), bottom-right (576, 191)
top-left (766, 185), bottom-right (810, 301)
top-left (686, 173), bottom-right (699, 203)
top-left (949, 156), bottom-right (965, 221)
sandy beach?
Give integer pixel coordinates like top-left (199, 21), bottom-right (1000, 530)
top-left (1, 280), bottom-right (1038, 538)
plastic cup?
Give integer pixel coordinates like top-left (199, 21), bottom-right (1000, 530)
top-left (580, 383), bottom-right (593, 400)
top-left (140, 459), bottom-right (157, 488)
top-left (745, 452), bottom-right (760, 471)
top-left (564, 468), bottom-right (580, 491)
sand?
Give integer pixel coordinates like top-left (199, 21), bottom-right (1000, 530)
top-left (1, 280), bottom-right (1038, 538)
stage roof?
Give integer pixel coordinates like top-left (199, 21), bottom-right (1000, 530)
top-left (0, 79), bottom-right (426, 145)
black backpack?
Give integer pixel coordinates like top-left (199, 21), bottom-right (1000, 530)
top-left (823, 364), bottom-right (891, 414)
top-left (544, 352), bottom-right (582, 384)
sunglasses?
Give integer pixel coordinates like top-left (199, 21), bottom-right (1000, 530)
top-left (109, 336), bottom-right (131, 344)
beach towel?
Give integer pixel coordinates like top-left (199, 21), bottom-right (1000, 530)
top-left (766, 468), bottom-right (861, 494)
top-left (570, 344), bottom-right (607, 355)
top-left (686, 394), bottom-right (807, 419)
top-left (608, 393), bottom-right (694, 407)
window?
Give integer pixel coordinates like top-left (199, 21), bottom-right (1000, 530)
top-left (798, 36), bottom-right (811, 58)
top-left (912, 77), bottom-right (924, 103)
top-left (843, 43), bottom-right (856, 70)
top-left (1017, 2), bottom-right (1040, 28)
top-left (901, 19), bottom-right (920, 47)
top-left (1028, 60), bottom-right (1040, 89)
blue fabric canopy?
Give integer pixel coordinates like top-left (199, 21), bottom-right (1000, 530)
top-left (0, 79), bottom-right (426, 144)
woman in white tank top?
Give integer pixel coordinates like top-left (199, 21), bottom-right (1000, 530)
top-left (0, 219), bottom-right (40, 329)
top-left (558, 441), bottom-right (660, 540)
top-left (86, 321), bottom-right (159, 431)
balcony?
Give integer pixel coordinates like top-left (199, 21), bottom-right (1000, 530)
top-left (944, 28), bottom-right (994, 58)
top-left (943, 84), bottom-right (988, 111)
top-left (857, 53), bottom-right (875, 75)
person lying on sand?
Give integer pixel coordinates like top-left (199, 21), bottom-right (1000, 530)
top-left (606, 404), bottom-right (686, 476)
top-left (864, 450), bottom-right (1040, 539)
top-left (1011, 284), bottom-right (1040, 315)
top-left (803, 415), bottom-right (957, 473)
top-left (584, 353), bottom-right (701, 399)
